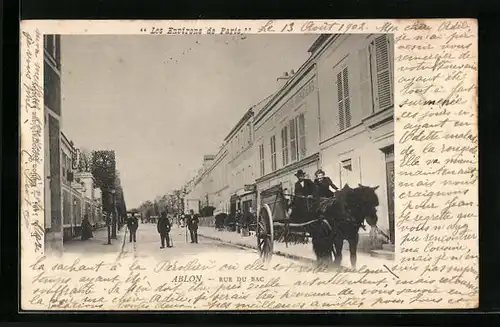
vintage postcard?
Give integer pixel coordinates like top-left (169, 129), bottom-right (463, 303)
top-left (20, 19), bottom-right (478, 311)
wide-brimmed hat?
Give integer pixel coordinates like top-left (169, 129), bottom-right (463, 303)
top-left (295, 169), bottom-right (306, 177)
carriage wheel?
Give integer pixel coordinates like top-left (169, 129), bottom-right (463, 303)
top-left (257, 205), bottom-right (273, 262)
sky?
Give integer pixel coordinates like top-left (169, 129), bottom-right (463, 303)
top-left (60, 34), bottom-right (317, 209)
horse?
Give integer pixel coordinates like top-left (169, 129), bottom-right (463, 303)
top-left (307, 184), bottom-right (380, 269)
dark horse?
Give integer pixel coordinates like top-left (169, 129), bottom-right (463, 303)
top-left (308, 184), bottom-right (380, 268)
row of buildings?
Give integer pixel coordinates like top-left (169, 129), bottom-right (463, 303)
top-left (43, 35), bottom-right (107, 253)
top-left (183, 33), bottom-right (395, 248)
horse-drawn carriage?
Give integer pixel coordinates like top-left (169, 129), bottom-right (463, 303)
top-left (256, 182), bottom-right (383, 268)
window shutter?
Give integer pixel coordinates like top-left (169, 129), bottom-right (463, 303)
top-left (298, 114), bottom-right (306, 158)
top-left (289, 119), bottom-right (297, 162)
top-left (336, 72), bottom-right (345, 131)
top-left (281, 126), bottom-right (288, 166)
top-left (342, 67), bottom-right (351, 128)
top-left (371, 35), bottom-right (393, 112)
top-left (358, 46), bottom-right (373, 115)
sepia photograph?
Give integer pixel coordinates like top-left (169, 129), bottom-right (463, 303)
top-left (21, 19), bottom-right (477, 311)
top-left (43, 33), bottom-right (394, 268)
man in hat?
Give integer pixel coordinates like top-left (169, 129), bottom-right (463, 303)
top-left (187, 209), bottom-right (199, 243)
top-left (157, 212), bottom-right (172, 248)
top-left (291, 169), bottom-right (315, 223)
top-left (127, 212), bottom-right (139, 243)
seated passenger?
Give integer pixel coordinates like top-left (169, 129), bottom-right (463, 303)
top-left (313, 169), bottom-right (339, 198)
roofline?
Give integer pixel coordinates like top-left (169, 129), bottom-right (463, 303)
top-left (223, 92), bottom-right (275, 143)
top-left (254, 34), bottom-right (339, 126)
top-left (223, 109), bottom-right (254, 142)
top-left (61, 131), bottom-right (74, 150)
top-left (308, 34), bottom-right (332, 54)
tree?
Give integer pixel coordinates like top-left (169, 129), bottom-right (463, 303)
top-left (78, 148), bottom-right (93, 172)
top-left (91, 150), bottom-right (116, 190)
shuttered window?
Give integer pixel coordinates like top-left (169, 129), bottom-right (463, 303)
top-left (370, 35), bottom-right (393, 112)
top-left (259, 144), bottom-right (265, 176)
top-left (336, 66), bottom-right (351, 131)
top-left (289, 119), bottom-right (298, 162)
top-left (281, 126), bottom-right (289, 166)
top-left (270, 135), bottom-right (277, 171)
top-left (297, 114), bottom-right (306, 159)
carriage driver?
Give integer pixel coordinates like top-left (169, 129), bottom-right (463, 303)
top-left (290, 170), bottom-right (315, 223)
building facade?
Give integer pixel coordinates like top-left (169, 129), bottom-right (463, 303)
top-left (314, 34), bottom-right (395, 245)
top-left (60, 135), bottom-right (105, 241)
top-left (253, 63), bottom-right (321, 206)
top-left (44, 34), bottom-right (63, 254)
top-left (208, 146), bottom-right (230, 214)
top-left (224, 96), bottom-right (271, 215)
top-left (61, 132), bottom-right (79, 240)
top-left (225, 109), bottom-right (255, 214)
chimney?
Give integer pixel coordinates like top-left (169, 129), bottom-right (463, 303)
top-left (202, 154), bottom-right (215, 169)
top-left (276, 71), bottom-right (291, 90)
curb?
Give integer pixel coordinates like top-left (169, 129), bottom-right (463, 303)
top-left (198, 232), bottom-right (316, 265)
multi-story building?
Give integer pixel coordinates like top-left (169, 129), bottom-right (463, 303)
top-left (253, 62), bottom-right (321, 205)
top-left (44, 34), bottom-right (63, 254)
top-left (225, 95), bottom-right (273, 215)
top-left (208, 145), bottom-right (230, 214)
top-left (185, 155), bottom-right (215, 213)
top-left (313, 34), bottom-right (395, 247)
top-left (61, 132), bottom-right (81, 240)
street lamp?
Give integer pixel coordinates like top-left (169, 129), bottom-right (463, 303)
top-left (73, 199), bottom-right (77, 237)
top-left (110, 188), bottom-right (117, 239)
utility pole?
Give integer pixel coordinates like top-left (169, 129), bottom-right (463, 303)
top-left (111, 188), bottom-right (117, 239)
top-left (106, 211), bottom-right (112, 245)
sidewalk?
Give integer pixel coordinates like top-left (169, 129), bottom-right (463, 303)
top-left (197, 226), bottom-right (393, 267)
top-left (63, 226), bottom-right (127, 256)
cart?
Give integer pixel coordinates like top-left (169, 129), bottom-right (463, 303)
top-left (256, 183), bottom-right (318, 262)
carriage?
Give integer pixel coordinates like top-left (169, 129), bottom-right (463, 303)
top-left (256, 182), bottom-right (384, 267)
top-left (256, 183), bottom-right (319, 262)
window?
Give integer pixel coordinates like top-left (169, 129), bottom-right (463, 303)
top-left (270, 135), bottom-right (277, 171)
top-left (288, 114), bottom-right (306, 163)
top-left (247, 123), bottom-right (252, 144)
top-left (340, 159), bottom-right (353, 186)
top-left (281, 126), bottom-right (289, 166)
top-left (336, 66), bottom-right (351, 131)
top-left (259, 144), bottom-right (265, 176)
top-left (370, 35), bottom-right (393, 111)
top-left (297, 114), bottom-right (306, 158)
top-left (289, 119), bottom-right (298, 162)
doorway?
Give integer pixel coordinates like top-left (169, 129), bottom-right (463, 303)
top-left (382, 145), bottom-right (395, 244)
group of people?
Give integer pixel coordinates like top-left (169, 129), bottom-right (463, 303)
top-left (289, 169), bottom-right (339, 223)
top-left (123, 210), bottom-right (200, 248)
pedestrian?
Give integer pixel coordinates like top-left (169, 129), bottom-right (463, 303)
top-left (81, 214), bottom-right (93, 241)
top-left (157, 212), bottom-right (172, 248)
top-left (127, 212), bottom-right (139, 243)
top-left (187, 209), bottom-right (199, 243)
top-left (235, 208), bottom-right (242, 234)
